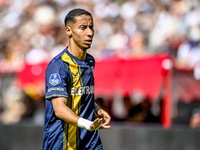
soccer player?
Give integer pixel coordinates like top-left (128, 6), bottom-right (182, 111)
top-left (42, 8), bottom-right (111, 150)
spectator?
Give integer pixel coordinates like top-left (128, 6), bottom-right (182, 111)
top-left (190, 108), bottom-right (200, 129)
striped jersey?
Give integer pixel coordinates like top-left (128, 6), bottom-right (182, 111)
top-left (42, 47), bottom-right (102, 150)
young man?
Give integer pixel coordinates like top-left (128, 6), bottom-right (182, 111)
top-left (42, 8), bottom-right (111, 150)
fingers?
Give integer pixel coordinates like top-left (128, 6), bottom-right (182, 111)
top-left (94, 118), bottom-right (103, 126)
top-left (102, 115), bottom-right (111, 126)
top-left (90, 118), bottom-right (111, 130)
top-left (90, 109), bottom-right (112, 131)
top-left (101, 113), bottom-right (111, 126)
top-left (97, 110), bottom-right (111, 126)
top-left (100, 124), bottom-right (111, 130)
top-left (90, 118), bottom-right (103, 131)
top-left (97, 111), bottom-right (103, 117)
top-left (101, 116), bottom-right (111, 129)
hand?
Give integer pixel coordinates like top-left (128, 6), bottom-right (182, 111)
top-left (97, 109), bottom-right (111, 129)
top-left (90, 118), bottom-right (103, 131)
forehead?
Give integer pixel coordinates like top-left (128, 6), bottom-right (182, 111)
top-left (74, 15), bottom-right (93, 25)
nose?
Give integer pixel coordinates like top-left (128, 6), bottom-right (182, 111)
top-left (87, 27), bottom-right (94, 37)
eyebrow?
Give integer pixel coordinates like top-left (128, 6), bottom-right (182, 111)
top-left (79, 24), bottom-right (93, 28)
top-left (80, 24), bottom-right (87, 26)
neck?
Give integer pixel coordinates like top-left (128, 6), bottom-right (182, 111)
top-left (67, 44), bottom-right (87, 61)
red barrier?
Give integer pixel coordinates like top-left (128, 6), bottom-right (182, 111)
top-left (16, 62), bottom-right (48, 99)
top-left (94, 55), bottom-right (169, 99)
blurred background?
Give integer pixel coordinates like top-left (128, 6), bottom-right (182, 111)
top-left (1, 0), bottom-right (200, 149)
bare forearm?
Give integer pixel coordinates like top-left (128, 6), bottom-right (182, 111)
top-left (52, 97), bottom-right (111, 130)
top-left (55, 105), bottom-right (79, 126)
top-left (52, 97), bottom-right (79, 126)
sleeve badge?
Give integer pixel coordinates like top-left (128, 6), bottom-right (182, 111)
top-left (49, 73), bottom-right (61, 86)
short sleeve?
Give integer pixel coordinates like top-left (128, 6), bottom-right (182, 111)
top-left (45, 60), bottom-right (69, 100)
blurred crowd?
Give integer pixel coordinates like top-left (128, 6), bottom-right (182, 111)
top-left (1, 0), bottom-right (200, 126)
top-left (1, 0), bottom-right (200, 71)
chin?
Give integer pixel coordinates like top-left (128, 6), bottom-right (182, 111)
top-left (82, 45), bottom-right (91, 50)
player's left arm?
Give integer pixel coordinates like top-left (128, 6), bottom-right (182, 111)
top-left (94, 103), bottom-right (111, 129)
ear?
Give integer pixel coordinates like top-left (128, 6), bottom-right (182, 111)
top-left (65, 26), bottom-right (72, 38)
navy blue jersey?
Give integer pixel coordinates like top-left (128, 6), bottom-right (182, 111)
top-left (42, 47), bottom-right (102, 150)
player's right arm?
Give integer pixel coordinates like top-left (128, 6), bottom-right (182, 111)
top-left (52, 97), bottom-right (103, 130)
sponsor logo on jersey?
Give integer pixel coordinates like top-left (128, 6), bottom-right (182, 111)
top-left (48, 87), bottom-right (64, 92)
top-left (49, 73), bottom-right (61, 86)
top-left (71, 86), bottom-right (94, 96)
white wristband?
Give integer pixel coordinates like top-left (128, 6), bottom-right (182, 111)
top-left (77, 117), bottom-right (93, 131)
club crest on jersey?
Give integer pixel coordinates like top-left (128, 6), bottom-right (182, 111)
top-left (49, 73), bottom-right (61, 86)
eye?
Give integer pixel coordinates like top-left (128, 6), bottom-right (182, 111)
top-left (80, 25), bottom-right (87, 30)
top-left (89, 25), bottom-right (94, 30)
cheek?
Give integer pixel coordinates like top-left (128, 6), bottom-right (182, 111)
top-left (73, 30), bottom-right (84, 40)
top-left (72, 32), bottom-right (82, 42)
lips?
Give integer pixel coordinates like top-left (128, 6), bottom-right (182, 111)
top-left (85, 40), bottom-right (92, 45)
